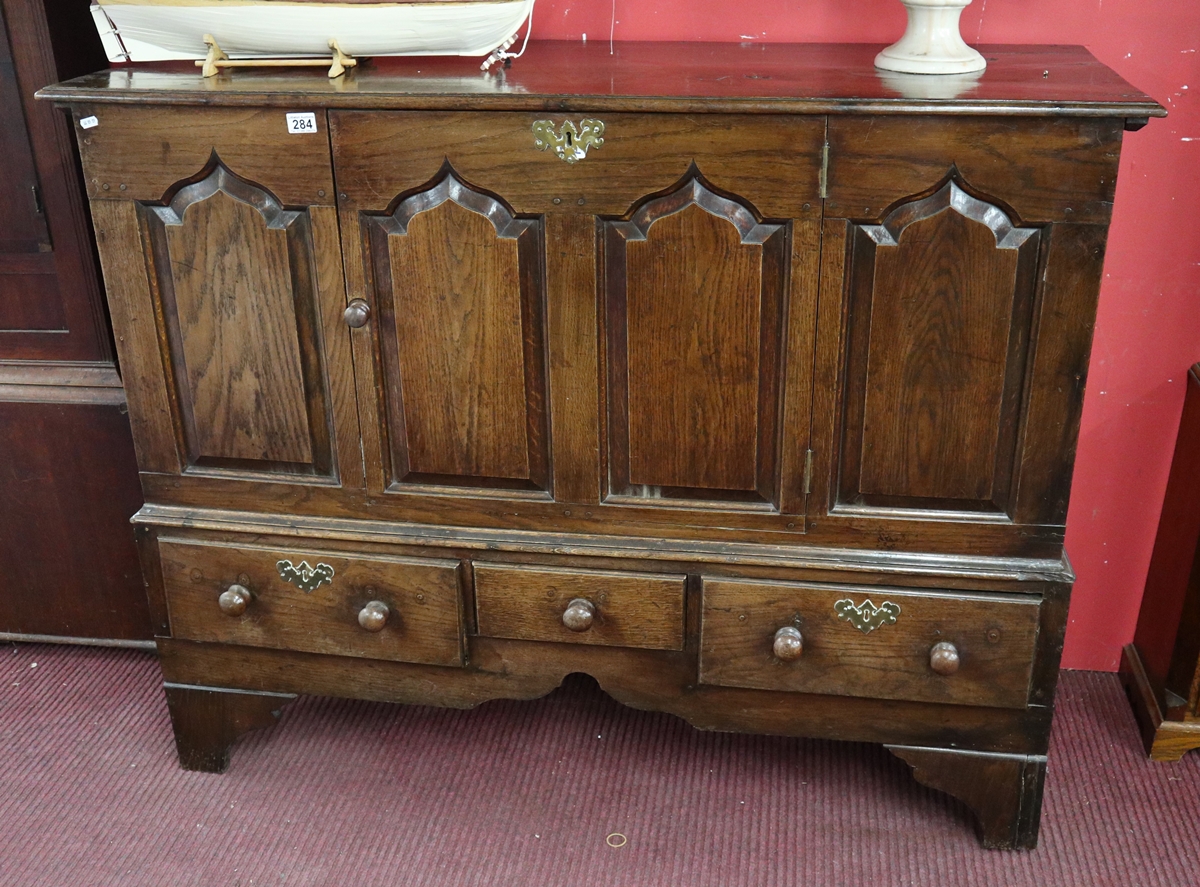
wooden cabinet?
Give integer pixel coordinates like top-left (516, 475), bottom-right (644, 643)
top-left (0, 0), bottom-right (149, 643)
top-left (42, 41), bottom-right (1163, 849)
top-left (1122, 364), bottom-right (1200, 760)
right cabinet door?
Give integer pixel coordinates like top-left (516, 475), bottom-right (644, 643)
top-left (814, 116), bottom-right (1123, 536)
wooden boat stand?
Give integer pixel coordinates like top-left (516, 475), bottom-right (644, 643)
top-left (197, 34), bottom-right (356, 78)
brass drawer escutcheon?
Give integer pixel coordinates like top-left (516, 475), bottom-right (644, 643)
top-left (276, 559), bottom-right (335, 593)
top-left (531, 119), bottom-right (605, 164)
top-left (834, 598), bottom-right (901, 634)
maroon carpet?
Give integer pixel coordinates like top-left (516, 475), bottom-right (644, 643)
top-left (1, 643), bottom-right (1197, 886)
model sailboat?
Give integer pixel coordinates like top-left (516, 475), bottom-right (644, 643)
top-left (90, 0), bottom-right (535, 66)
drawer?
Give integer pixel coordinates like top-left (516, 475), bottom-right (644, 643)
top-left (474, 564), bottom-right (686, 650)
top-left (159, 539), bottom-right (464, 666)
top-left (700, 579), bottom-right (1041, 709)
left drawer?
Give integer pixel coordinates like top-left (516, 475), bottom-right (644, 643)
top-left (159, 538), bottom-right (464, 666)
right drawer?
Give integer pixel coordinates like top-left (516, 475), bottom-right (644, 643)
top-left (700, 579), bottom-right (1042, 709)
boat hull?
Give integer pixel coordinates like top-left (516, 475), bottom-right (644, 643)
top-left (91, 0), bottom-right (534, 62)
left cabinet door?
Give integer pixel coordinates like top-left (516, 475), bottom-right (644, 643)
top-left (76, 106), bottom-right (362, 486)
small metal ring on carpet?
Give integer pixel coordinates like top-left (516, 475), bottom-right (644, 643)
top-left (606, 833), bottom-right (627, 848)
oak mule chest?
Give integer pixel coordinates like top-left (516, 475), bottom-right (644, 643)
top-left (43, 42), bottom-right (1162, 849)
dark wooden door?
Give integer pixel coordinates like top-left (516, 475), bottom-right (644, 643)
top-left (331, 110), bottom-right (824, 542)
top-left (812, 116), bottom-right (1121, 536)
top-left (77, 106), bottom-right (362, 485)
top-left (0, 0), bottom-right (111, 361)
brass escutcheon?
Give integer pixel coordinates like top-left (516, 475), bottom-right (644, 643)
top-left (276, 559), bottom-right (335, 593)
top-left (531, 119), bottom-right (605, 163)
top-left (834, 598), bottom-right (901, 634)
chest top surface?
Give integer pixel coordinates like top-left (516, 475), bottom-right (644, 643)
top-left (40, 41), bottom-right (1163, 121)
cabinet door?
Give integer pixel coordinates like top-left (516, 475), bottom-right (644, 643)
top-left (78, 106), bottom-right (361, 485)
top-left (814, 116), bottom-right (1121, 538)
top-left (332, 111), bottom-right (823, 542)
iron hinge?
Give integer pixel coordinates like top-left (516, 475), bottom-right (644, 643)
top-left (803, 448), bottom-right (814, 495)
top-left (31, 184), bottom-right (43, 215)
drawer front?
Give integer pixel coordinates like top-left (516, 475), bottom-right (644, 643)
top-left (160, 539), bottom-right (464, 666)
top-left (700, 579), bottom-right (1041, 709)
top-left (474, 564), bottom-right (686, 650)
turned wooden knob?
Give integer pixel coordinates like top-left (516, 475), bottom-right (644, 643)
top-left (343, 299), bottom-right (371, 328)
top-left (773, 626), bottom-right (804, 661)
top-left (930, 641), bottom-right (960, 675)
top-left (562, 598), bottom-right (596, 632)
top-left (358, 600), bottom-right (389, 632)
top-left (218, 584), bottom-right (251, 616)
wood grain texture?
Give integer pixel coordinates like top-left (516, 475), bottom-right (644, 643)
top-left (1012, 224), bottom-right (1108, 525)
top-left (73, 104), bottom-right (334, 206)
top-left (159, 537), bottom-right (464, 666)
top-left (826, 115), bottom-right (1125, 225)
top-left (364, 175), bottom-right (546, 486)
top-left (157, 635), bottom-right (1052, 755)
top-left (134, 509), bottom-right (1074, 589)
top-left (308, 204), bottom-right (364, 488)
top-left (606, 176), bottom-right (787, 503)
top-left (887, 745), bottom-right (1046, 849)
top-left (807, 218), bottom-right (849, 523)
top-left (0, 254), bottom-right (65, 331)
top-left (88, 199), bottom-right (181, 473)
top-left (2, 0), bottom-right (111, 363)
top-left (0, 400), bottom-right (148, 639)
top-left (163, 683), bottom-right (295, 772)
top-left (474, 563), bottom-right (686, 650)
top-left (154, 177), bottom-right (314, 466)
top-left (544, 212), bottom-right (600, 504)
top-left (41, 51), bottom-right (1158, 847)
top-left (41, 43), bottom-right (1164, 121)
top-left (1120, 644), bottom-right (1200, 762)
top-left (700, 578), bottom-right (1041, 709)
top-left (0, 0), bottom-right (50, 251)
top-left (1135, 366), bottom-right (1200, 704)
top-left (777, 219), bottom-right (822, 517)
top-left (841, 180), bottom-right (1040, 513)
top-left (330, 110), bottom-right (824, 221)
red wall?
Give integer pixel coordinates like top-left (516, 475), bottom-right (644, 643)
top-left (532, 1), bottom-right (1200, 669)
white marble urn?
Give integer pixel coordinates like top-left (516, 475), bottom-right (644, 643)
top-left (875, 0), bottom-right (987, 75)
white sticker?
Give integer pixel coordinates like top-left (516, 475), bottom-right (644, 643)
top-left (79, 115), bottom-right (99, 130)
top-left (285, 112), bottom-right (318, 134)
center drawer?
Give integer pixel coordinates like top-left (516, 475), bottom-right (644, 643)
top-left (159, 538), bottom-right (464, 666)
top-left (474, 564), bottom-right (686, 650)
top-left (700, 579), bottom-right (1042, 709)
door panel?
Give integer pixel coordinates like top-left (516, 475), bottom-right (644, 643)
top-left (360, 172), bottom-right (549, 491)
top-left (149, 173), bottom-right (317, 467)
top-left (88, 165), bottom-right (359, 484)
top-left (837, 179), bottom-right (1041, 516)
top-left (604, 176), bottom-right (787, 507)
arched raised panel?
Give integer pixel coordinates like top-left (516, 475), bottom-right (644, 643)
top-left (361, 171), bottom-right (549, 491)
top-left (144, 161), bottom-right (335, 476)
top-left (837, 178), bottom-right (1042, 516)
top-left (604, 175), bottom-right (787, 507)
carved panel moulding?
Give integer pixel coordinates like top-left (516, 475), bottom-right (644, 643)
top-left (142, 156), bottom-right (333, 476)
top-left (604, 170), bottom-right (788, 508)
top-left (361, 168), bottom-right (549, 491)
